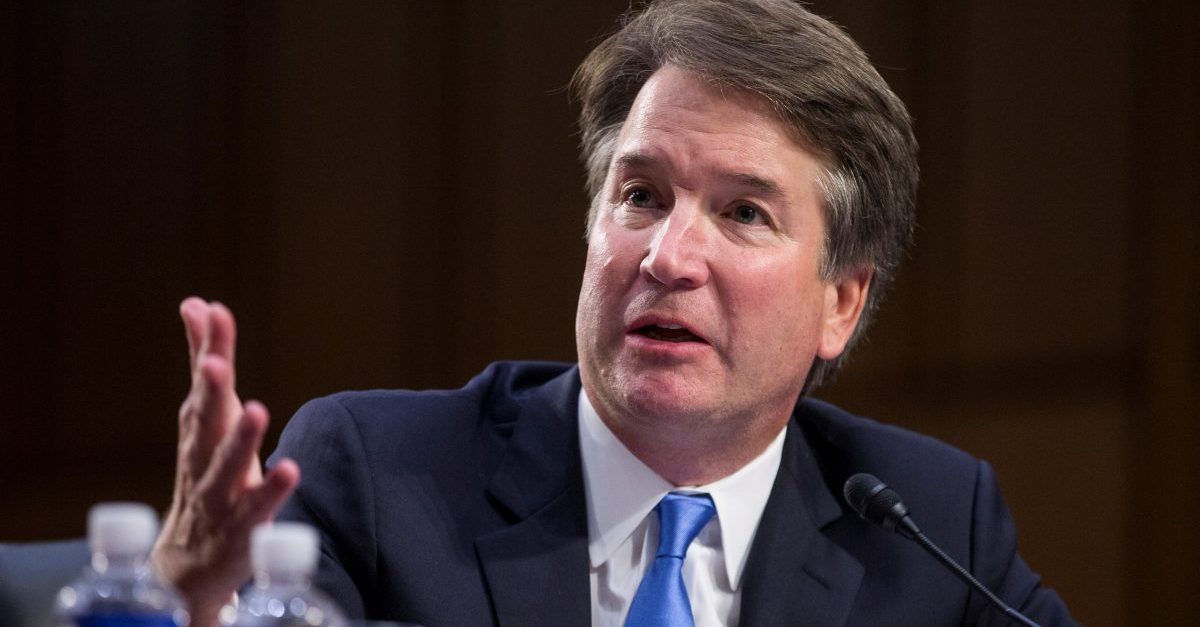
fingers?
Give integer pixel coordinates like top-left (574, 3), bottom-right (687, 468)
top-left (205, 302), bottom-right (237, 370)
top-left (178, 298), bottom-right (243, 467)
top-left (181, 354), bottom-right (239, 473)
top-left (247, 458), bottom-right (301, 525)
top-left (202, 400), bottom-right (270, 504)
top-left (179, 297), bottom-right (237, 378)
top-left (180, 297), bottom-right (208, 371)
top-left (197, 400), bottom-right (300, 528)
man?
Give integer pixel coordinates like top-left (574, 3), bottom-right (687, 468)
top-left (151, 1), bottom-right (1076, 625)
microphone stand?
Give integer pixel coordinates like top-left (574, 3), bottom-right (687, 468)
top-left (907, 528), bottom-right (1042, 627)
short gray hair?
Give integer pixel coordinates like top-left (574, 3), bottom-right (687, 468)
top-left (570, 0), bottom-right (918, 391)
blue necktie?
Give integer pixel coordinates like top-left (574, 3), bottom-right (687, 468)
top-left (624, 492), bottom-right (716, 627)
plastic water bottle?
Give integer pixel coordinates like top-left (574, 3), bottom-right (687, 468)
top-left (222, 522), bottom-right (346, 627)
top-left (56, 502), bottom-right (189, 627)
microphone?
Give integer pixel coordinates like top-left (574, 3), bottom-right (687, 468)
top-left (842, 473), bottom-right (1043, 627)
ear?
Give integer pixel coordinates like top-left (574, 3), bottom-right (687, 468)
top-left (816, 266), bottom-right (873, 361)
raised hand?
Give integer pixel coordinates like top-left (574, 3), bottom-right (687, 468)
top-left (151, 298), bottom-right (300, 627)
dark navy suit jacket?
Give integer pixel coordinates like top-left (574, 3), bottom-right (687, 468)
top-left (269, 361), bottom-right (1075, 626)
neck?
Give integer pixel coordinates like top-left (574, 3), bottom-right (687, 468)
top-left (595, 401), bottom-right (790, 486)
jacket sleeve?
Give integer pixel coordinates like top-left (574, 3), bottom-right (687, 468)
top-left (268, 395), bottom-right (375, 620)
top-left (968, 460), bottom-right (1078, 626)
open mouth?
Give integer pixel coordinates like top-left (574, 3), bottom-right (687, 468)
top-left (635, 324), bottom-right (705, 343)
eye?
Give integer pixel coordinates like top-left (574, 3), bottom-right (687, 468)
top-left (730, 204), bottom-right (766, 225)
top-left (626, 187), bottom-right (657, 208)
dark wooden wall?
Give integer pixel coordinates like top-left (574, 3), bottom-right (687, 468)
top-left (2, 2), bottom-right (1197, 625)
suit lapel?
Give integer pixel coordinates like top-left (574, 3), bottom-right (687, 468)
top-left (740, 419), bottom-right (863, 627)
top-left (475, 367), bottom-right (592, 627)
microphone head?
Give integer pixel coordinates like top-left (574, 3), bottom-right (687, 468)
top-left (843, 473), bottom-right (913, 535)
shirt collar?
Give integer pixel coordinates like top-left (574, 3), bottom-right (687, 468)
top-left (578, 389), bottom-right (786, 591)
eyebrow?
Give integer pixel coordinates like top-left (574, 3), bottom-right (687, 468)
top-left (611, 152), bottom-right (787, 201)
top-left (728, 172), bottom-right (786, 201)
top-left (611, 152), bottom-right (658, 174)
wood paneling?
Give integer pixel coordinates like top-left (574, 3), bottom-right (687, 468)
top-left (1127, 1), bottom-right (1200, 624)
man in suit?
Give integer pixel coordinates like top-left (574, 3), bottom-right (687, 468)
top-left (150, 1), bottom-right (1076, 625)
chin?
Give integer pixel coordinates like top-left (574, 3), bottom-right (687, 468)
top-left (615, 371), bottom-right (718, 422)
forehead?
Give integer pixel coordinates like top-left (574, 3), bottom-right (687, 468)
top-left (627, 65), bottom-right (781, 132)
top-left (611, 65), bottom-right (822, 190)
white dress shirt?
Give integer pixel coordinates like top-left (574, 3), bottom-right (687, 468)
top-left (578, 391), bottom-right (786, 627)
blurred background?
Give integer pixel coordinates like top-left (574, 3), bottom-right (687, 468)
top-left (2, 1), bottom-right (1196, 625)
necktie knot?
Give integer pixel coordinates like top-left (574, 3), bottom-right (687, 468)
top-left (624, 492), bottom-right (715, 627)
top-left (656, 492), bottom-right (716, 558)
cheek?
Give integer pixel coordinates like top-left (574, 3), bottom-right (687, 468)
top-left (724, 257), bottom-right (826, 353)
top-left (576, 255), bottom-right (604, 333)
top-left (577, 230), bottom-right (633, 331)
top-left (585, 225), bottom-right (645, 289)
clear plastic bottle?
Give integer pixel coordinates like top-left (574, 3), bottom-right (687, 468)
top-left (56, 502), bottom-right (189, 627)
top-left (222, 522), bottom-right (346, 627)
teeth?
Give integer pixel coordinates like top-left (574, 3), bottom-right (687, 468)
top-left (662, 324), bottom-right (683, 329)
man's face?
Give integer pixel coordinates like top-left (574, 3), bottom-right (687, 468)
top-left (575, 65), bottom-right (868, 448)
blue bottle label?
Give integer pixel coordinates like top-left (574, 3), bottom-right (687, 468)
top-left (75, 613), bottom-right (180, 627)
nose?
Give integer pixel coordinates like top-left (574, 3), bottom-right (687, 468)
top-left (640, 205), bottom-right (711, 289)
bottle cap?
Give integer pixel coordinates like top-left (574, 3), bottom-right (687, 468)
top-left (251, 522), bottom-right (320, 576)
top-left (88, 502), bottom-right (159, 556)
